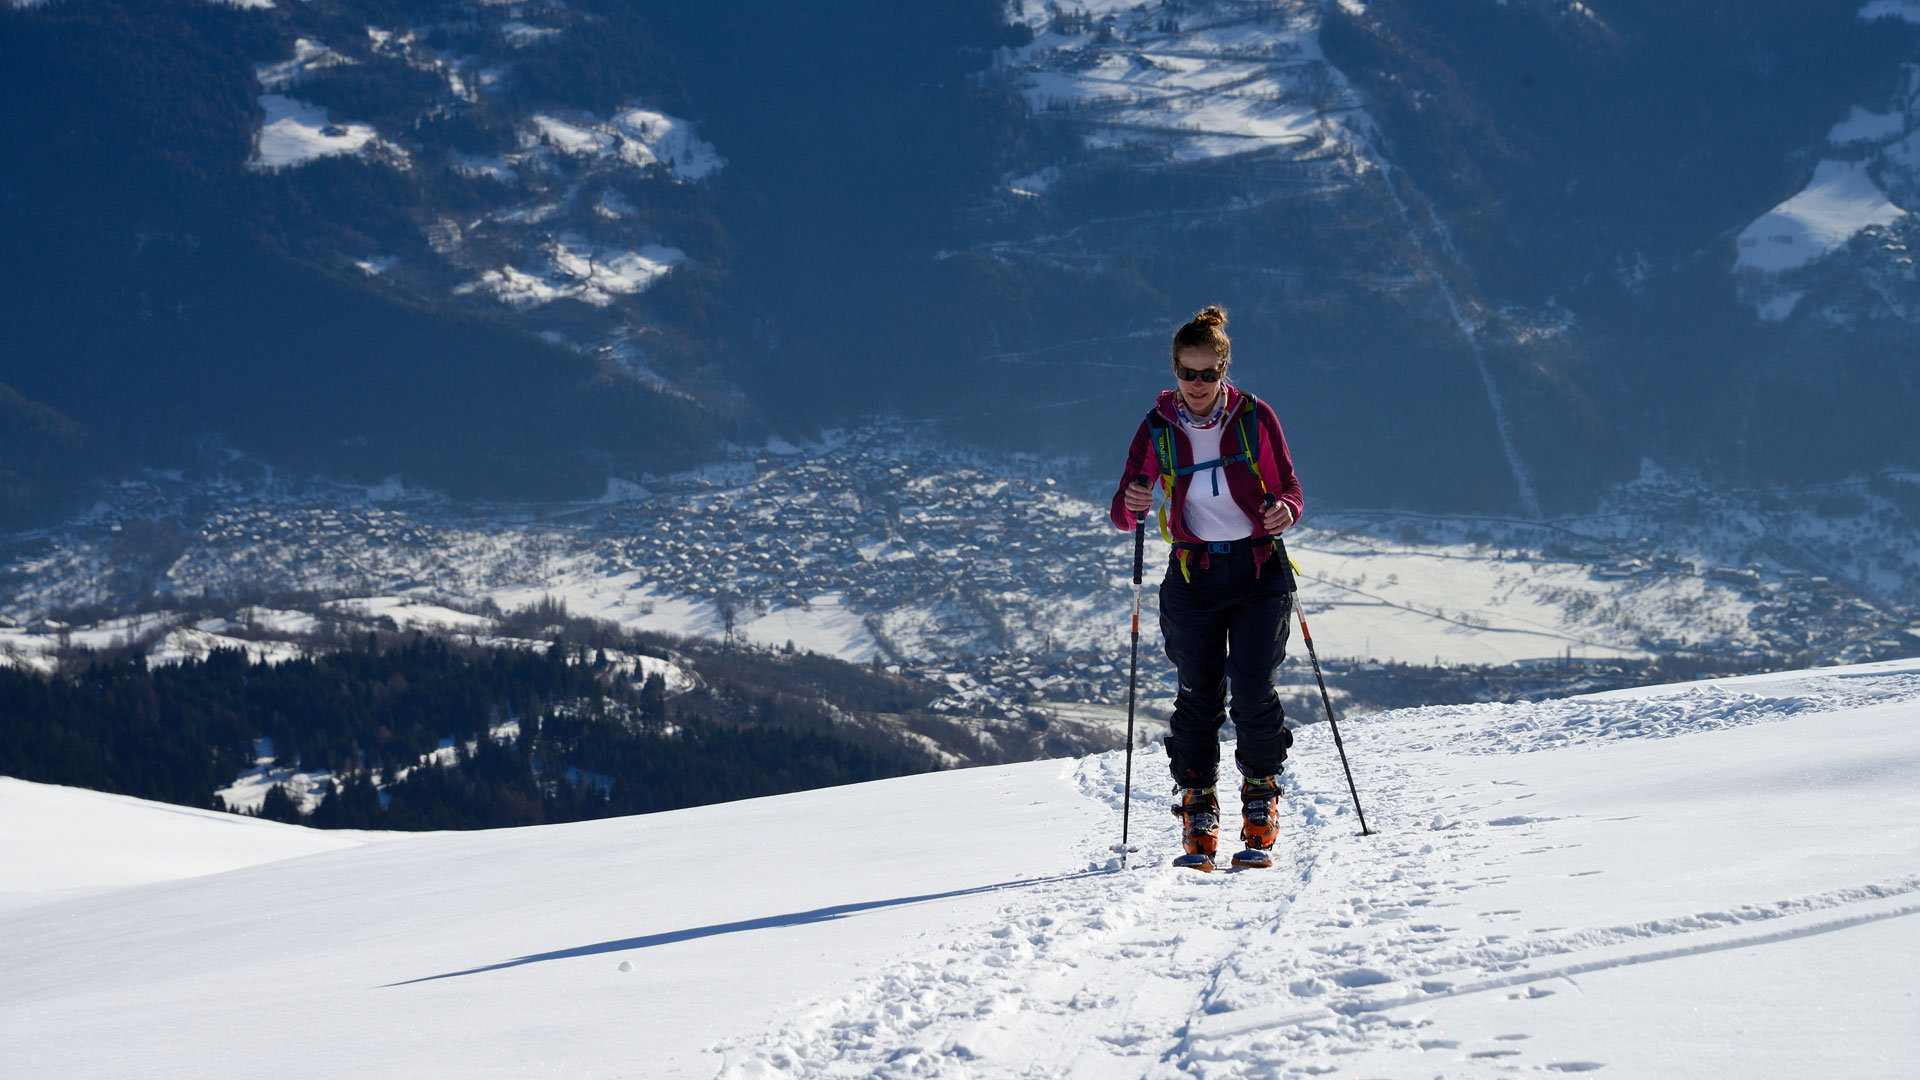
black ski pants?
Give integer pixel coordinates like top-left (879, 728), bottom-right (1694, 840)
top-left (1159, 540), bottom-right (1293, 789)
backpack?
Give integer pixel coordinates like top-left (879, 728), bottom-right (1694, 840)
top-left (1145, 393), bottom-right (1270, 546)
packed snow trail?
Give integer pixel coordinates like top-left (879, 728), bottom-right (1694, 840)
top-left (3, 660), bottom-right (1917, 1078)
top-left (716, 660), bottom-right (1920, 1077)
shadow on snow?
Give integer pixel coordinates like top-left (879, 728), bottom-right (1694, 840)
top-left (382, 869), bottom-right (1107, 988)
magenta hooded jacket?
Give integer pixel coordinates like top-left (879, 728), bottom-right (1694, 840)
top-left (1108, 386), bottom-right (1304, 542)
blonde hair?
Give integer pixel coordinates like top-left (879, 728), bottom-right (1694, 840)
top-left (1171, 305), bottom-right (1230, 369)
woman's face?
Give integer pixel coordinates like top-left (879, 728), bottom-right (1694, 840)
top-left (1175, 345), bottom-right (1225, 417)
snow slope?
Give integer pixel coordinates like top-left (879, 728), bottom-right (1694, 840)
top-left (1862, 0), bottom-right (1920, 25)
top-left (1002, 0), bottom-right (1369, 165)
top-left (3, 661), bottom-right (1918, 1077)
top-left (1735, 159), bottom-right (1906, 273)
top-left (248, 94), bottom-right (383, 170)
top-left (0, 778), bottom-right (377, 912)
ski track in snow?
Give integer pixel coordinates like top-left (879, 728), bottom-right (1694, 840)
top-left (715, 746), bottom-right (1332, 1079)
top-left (713, 669), bottom-right (1920, 1078)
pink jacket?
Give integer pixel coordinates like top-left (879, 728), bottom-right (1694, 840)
top-left (1108, 386), bottom-right (1304, 542)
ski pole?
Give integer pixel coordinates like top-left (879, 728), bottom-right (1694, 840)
top-left (1292, 590), bottom-right (1371, 836)
top-left (1113, 476), bottom-right (1148, 869)
top-left (1266, 494), bottom-right (1370, 836)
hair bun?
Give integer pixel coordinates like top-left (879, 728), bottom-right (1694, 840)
top-left (1171, 304), bottom-right (1233, 364)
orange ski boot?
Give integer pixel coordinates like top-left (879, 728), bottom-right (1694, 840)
top-left (1171, 785), bottom-right (1219, 871)
top-left (1231, 774), bottom-right (1282, 869)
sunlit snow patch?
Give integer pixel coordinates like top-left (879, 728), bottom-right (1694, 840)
top-left (323, 596), bottom-right (494, 634)
top-left (255, 38), bottom-right (351, 91)
top-left (1003, 1), bottom-right (1367, 164)
top-left (1005, 166), bottom-right (1060, 198)
top-left (613, 108), bottom-right (726, 179)
top-left (736, 593), bottom-right (881, 662)
top-left (457, 240), bottom-right (684, 308)
top-left (0, 628), bottom-right (56, 674)
top-left (249, 94), bottom-right (379, 170)
top-left (1860, 0), bottom-right (1920, 24)
top-left (1735, 160), bottom-right (1907, 273)
top-left (149, 628), bottom-right (307, 668)
top-left (597, 187), bottom-right (639, 218)
top-left (524, 108), bottom-right (724, 180)
top-left (1753, 290), bottom-right (1807, 323)
top-left (0, 777), bottom-right (369, 900)
top-left (554, 241), bottom-right (684, 301)
top-left (452, 152), bottom-right (516, 183)
top-left (1828, 105), bottom-right (1907, 146)
top-left (500, 19), bottom-right (561, 47)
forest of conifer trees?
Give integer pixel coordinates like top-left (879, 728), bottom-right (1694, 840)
top-left (1, 631), bottom-right (935, 830)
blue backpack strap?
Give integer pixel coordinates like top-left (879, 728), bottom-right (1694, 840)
top-left (1166, 397), bottom-right (1265, 500)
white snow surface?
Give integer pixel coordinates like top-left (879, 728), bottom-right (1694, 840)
top-left (735, 592), bottom-right (880, 662)
top-left (500, 19), bottom-right (562, 48)
top-left (147, 627), bottom-right (307, 667)
top-left (457, 238), bottom-right (685, 308)
top-left (323, 595), bottom-right (494, 633)
top-left (453, 151), bottom-right (517, 183)
top-left (1001, 0), bottom-right (1370, 164)
top-left (4, 659), bottom-right (1918, 1077)
top-left (1735, 159), bottom-right (1907, 272)
top-left (249, 94), bottom-right (380, 170)
top-left (1829, 105), bottom-right (1908, 146)
top-left (0, 778), bottom-right (376, 907)
top-left (524, 108), bottom-right (724, 180)
top-left (254, 38), bottom-right (351, 91)
top-left (1861, 0), bottom-right (1920, 24)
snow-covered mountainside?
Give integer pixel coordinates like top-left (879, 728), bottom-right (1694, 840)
top-left (999, 0), bottom-right (1370, 166)
top-left (5, 659), bottom-right (1916, 1077)
top-left (4, 0), bottom-right (1918, 528)
top-left (235, 10), bottom-right (723, 373)
top-left (1736, 6), bottom-right (1920, 322)
top-left (950, 0), bottom-right (1920, 510)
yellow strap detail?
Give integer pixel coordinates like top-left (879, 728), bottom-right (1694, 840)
top-left (1235, 401), bottom-right (1269, 495)
top-left (1155, 427), bottom-right (1176, 544)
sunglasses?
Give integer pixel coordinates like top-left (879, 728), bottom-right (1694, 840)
top-left (1175, 364), bottom-right (1224, 383)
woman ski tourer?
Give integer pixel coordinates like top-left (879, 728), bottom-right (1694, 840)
top-left (1109, 305), bottom-right (1304, 871)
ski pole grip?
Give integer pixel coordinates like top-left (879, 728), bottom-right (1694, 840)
top-left (1132, 474), bottom-right (1148, 584)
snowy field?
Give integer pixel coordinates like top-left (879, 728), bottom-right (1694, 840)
top-left (4, 658), bottom-right (1917, 1077)
top-left (4, 435), bottom-right (1917, 709)
top-left (1736, 7), bottom-right (1920, 317)
top-left (1001, 0), bottom-right (1369, 165)
top-left (249, 94), bottom-right (385, 170)
top-left (1735, 159), bottom-right (1906, 274)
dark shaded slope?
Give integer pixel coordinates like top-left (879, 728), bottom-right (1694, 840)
top-left (1322, 0), bottom-right (1919, 488)
top-left (0, 0), bottom-right (705, 505)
